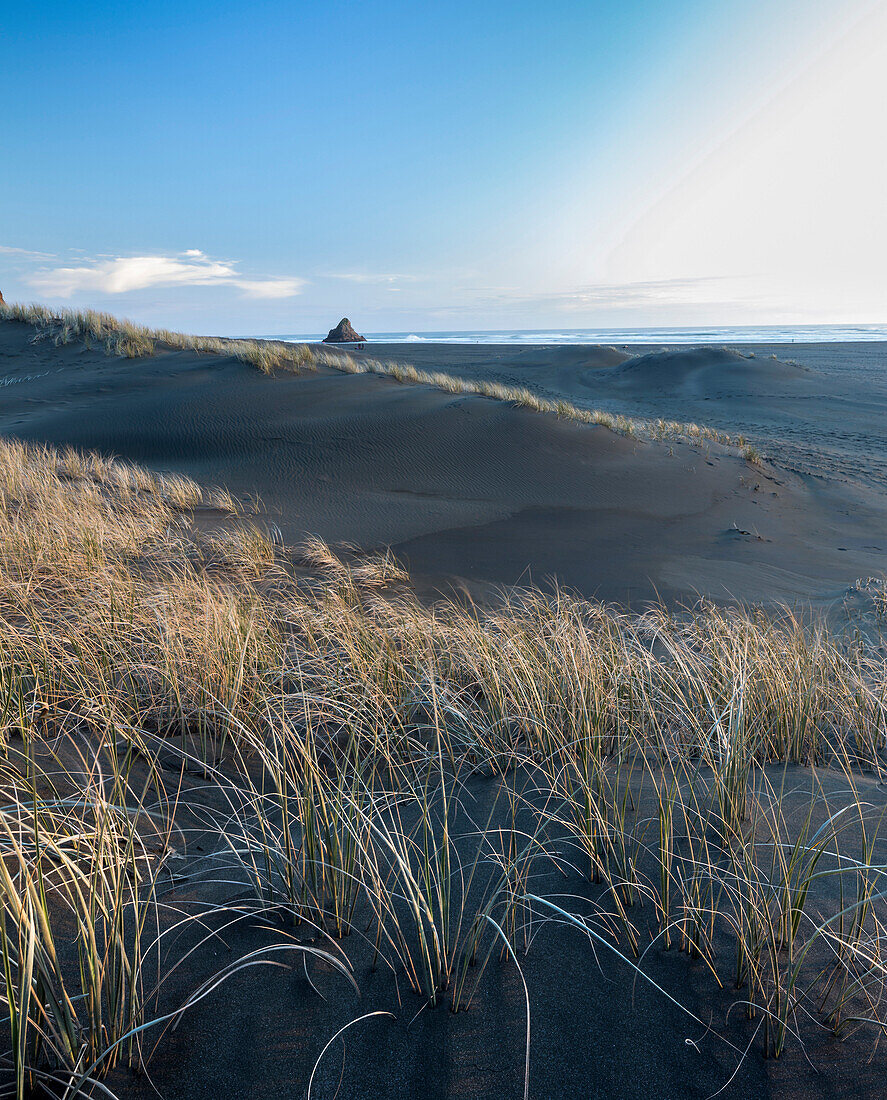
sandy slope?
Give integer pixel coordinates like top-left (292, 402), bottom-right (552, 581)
top-left (1, 319), bottom-right (886, 607)
top-left (369, 340), bottom-right (887, 490)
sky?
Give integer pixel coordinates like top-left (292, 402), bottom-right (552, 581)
top-left (2, 0), bottom-right (885, 335)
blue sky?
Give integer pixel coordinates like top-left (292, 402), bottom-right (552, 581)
top-left (2, 0), bottom-right (885, 334)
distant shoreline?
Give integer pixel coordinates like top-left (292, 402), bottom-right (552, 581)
top-left (266, 325), bottom-right (887, 346)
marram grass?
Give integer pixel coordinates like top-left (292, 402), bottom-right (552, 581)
top-left (0, 300), bottom-right (316, 373)
top-left (0, 433), bottom-right (881, 1091)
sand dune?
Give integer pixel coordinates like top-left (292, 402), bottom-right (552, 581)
top-left (369, 340), bottom-right (887, 491)
top-left (607, 345), bottom-right (808, 395)
top-left (1, 318), bottom-right (885, 607)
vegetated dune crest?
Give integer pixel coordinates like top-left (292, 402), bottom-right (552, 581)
top-left (365, 337), bottom-right (887, 493)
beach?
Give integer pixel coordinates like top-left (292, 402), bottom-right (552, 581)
top-left (4, 1), bottom-right (886, 1094)
top-left (2, 319), bottom-right (886, 609)
top-left (0, 309), bottom-right (886, 1099)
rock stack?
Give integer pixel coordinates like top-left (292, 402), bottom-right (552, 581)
top-left (323, 317), bottom-right (364, 343)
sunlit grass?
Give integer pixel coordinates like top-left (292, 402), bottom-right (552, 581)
top-left (0, 425), bottom-right (879, 1091)
top-left (0, 301), bottom-right (316, 374)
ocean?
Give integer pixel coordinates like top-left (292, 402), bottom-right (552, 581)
top-left (268, 324), bottom-right (887, 345)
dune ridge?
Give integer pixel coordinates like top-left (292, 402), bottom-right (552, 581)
top-left (366, 338), bottom-right (887, 492)
top-left (608, 345), bottom-right (809, 393)
top-left (0, 302), bottom-right (750, 454)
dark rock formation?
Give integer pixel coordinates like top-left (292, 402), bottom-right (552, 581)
top-left (323, 317), bottom-right (364, 343)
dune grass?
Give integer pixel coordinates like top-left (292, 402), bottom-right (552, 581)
top-left (0, 301), bottom-right (316, 374)
top-left (0, 301), bottom-right (758, 455)
top-left (0, 437), bottom-right (880, 1092)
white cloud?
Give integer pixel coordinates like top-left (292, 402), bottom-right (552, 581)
top-left (232, 277), bottom-right (307, 299)
top-left (31, 255), bottom-right (233, 296)
top-left (545, 276), bottom-right (738, 311)
top-left (26, 251), bottom-right (305, 300)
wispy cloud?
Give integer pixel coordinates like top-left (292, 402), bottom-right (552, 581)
top-left (25, 250), bottom-right (305, 299)
top-left (229, 277), bottom-right (307, 299)
top-left (0, 244), bottom-right (56, 260)
top-left (452, 275), bottom-right (746, 313)
top-left (546, 276), bottom-right (741, 310)
top-left (324, 271), bottom-right (417, 286)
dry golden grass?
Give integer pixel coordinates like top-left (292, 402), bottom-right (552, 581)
top-left (0, 301), bottom-right (316, 373)
top-left (0, 415), bottom-right (879, 1094)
